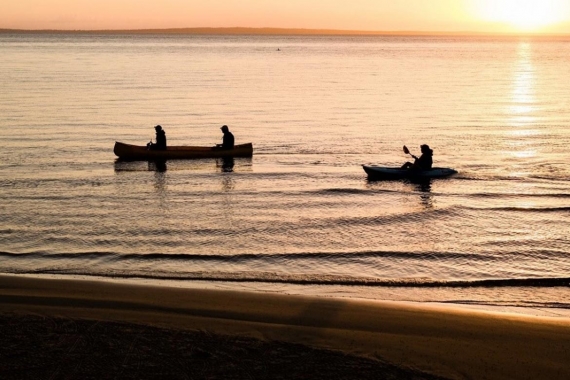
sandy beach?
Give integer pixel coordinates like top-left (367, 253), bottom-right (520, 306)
top-left (1, 275), bottom-right (569, 380)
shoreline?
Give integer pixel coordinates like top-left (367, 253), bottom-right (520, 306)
top-left (1, 274), bottom-right (569, 379)
top-left (7, 273), bottom-right (570, 319)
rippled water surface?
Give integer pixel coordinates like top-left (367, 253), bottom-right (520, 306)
top-left (1, 33), bottom-right (569, 312)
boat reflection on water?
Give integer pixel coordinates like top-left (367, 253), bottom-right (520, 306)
top-left (114, 158), bottom-right (252, 211)
top-left (114, 157), bottom-right (251, 173)
top-left (405, 178), bottom-right (431, 192)
top-left (114, 160), bottom-right (166, 172)
top-left (152, 164), bottom-right (167, 198)
top-left (149, 160), bottom-right (167, 172)
top-left (216, 157), bottom-right (235, 172)
top-left (366, 177), bottom-right (434, 209)
top-left (406, 179), bottom-right (434, 209)
top-left (220, 172), bottom-right (235, 193)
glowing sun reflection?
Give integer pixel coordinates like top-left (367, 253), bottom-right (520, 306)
top-left (505, 42), bottom-right (540, 161)
top-left (509, 42), bottom-right (537, 126)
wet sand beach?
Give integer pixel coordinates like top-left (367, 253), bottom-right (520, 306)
top-left (1, 275), bottom-right (569, 380)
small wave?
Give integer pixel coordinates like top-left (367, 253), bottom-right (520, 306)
top-left (1, 253), bottom-right (568, 288)
top-left (464, 206), bottom-right (570, 213)
top-left (529, 174), bottom-right (570, 182)
top-left (439, 300), bottom-right (570, 309)
top-left (6, 267), bottom-right (570, 288)
top-left (464, 192), bottom-right (570, 199)
top-left (317, 188), bottom-right (372, 195)
top-left (0, 250), bottom-right (498, 262)
top-left (451, 176), bottom-right (527, 182)
top-left (315, 187), bottom-right (421, 196)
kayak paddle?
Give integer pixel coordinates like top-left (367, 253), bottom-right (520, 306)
top-left (403, 145), bottom-right (418, 160)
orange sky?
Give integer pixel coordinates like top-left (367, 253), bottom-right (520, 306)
top-left (2, 0), bottom-right (570, 33)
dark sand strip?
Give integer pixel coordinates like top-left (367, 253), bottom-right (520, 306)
top-left (0, 313), bottom-right (440, 380)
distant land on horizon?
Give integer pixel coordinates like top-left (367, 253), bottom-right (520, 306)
top-left (1, 27), bottom-right (569, 37)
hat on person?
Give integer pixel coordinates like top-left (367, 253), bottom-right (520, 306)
top-left (155, 125), bottom-right (162, 130)
top-left (221, 125), bottom-right (229, 131)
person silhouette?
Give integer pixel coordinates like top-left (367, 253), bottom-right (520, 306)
top-left (401, 144), bottom-right (433, 170)
top-left (216, 125), bottom-right (234, 149)
top-left (147, 125), bottom-right (167, 150)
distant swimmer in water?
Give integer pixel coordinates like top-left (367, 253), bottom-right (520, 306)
top-left (277, 48), bottom-right (280, 51)
top-left (216, 125), bottom-right (235, 149)
top-left (147, 125), bottom-right (167, 150)
top-left (401, 144), bottom-right (433, 170)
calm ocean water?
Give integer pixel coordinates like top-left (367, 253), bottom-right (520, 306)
top-left (1, 33), bottom-right (569, 315)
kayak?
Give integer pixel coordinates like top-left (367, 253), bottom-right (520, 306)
top-left (362, 165), bottom-right (457, 180)
top-left (114, 141), bottom-right (253, 160)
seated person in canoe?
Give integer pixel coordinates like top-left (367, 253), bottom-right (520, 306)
top-left (216, 125), bottom-right (235, 149)
top-left (147, 125), bottom-right (167, 150)
top-left (401, 144), bottom-right (433, 170)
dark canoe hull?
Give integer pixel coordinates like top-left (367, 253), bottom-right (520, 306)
top-left (363, 165), bottom-right (457, 180)
top-left (114, 141), bottom-right (253, 160)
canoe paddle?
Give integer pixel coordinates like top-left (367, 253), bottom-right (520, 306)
top-left (403, 145), bottom-right (418, 160)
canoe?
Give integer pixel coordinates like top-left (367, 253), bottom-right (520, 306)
top-left (362, 165), bottom-right (457, 180)
top-left (114, 141), bottom-right (253, 160)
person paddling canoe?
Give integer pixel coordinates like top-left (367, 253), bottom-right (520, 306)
top-left (401, 144), bottom-right (433, 170)
top-left (147, 125), bottom-right (167, 150)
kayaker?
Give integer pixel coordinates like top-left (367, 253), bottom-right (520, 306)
top-left (217, 125), bottom-right (235, 149)
top-left (401, 144), bottom-right (433, 170)
top-left (147, 125), bottom-right (167, 150)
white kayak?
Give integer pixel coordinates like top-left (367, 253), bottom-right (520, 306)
top-left (362, 165), bottom-right (458, 180)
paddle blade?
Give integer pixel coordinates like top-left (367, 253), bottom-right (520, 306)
top-left (403, 145), bottom-right (410, 155)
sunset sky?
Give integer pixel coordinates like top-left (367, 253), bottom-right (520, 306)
top-left (2, 0), bottom-right (570, 33)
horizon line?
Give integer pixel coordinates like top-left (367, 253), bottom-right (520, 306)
top-left (1, 27), bottom-right (569, 37)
